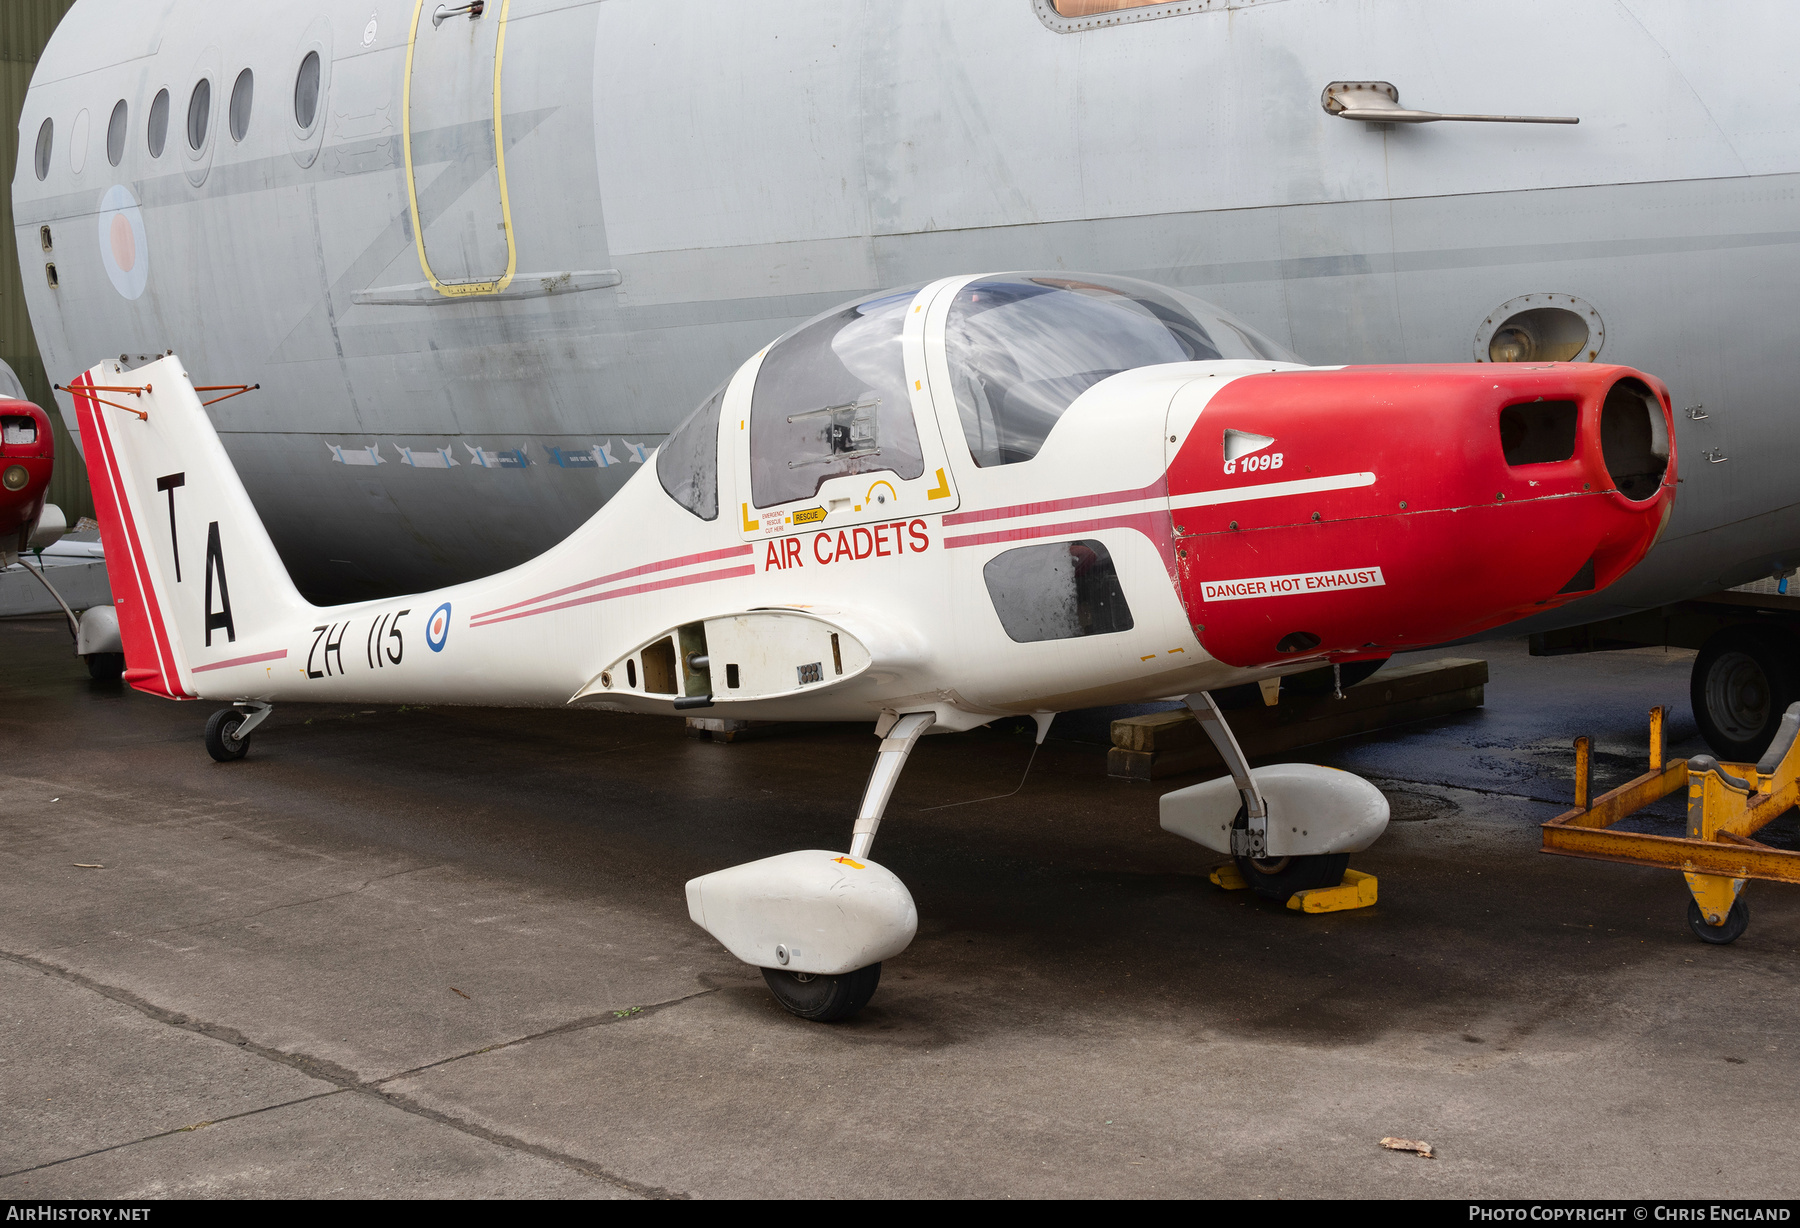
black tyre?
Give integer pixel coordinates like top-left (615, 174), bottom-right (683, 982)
top-left (1691, 626), bottom-right (1800, 762)
top-left (1282, 659), bottom-right (1387, 696)
top-left (204, 708), bottom-right (251, 762)
top-left (85, 652), bottom-right (124, 682)
top-left (1687, 898), bottom-right (1749, 945)
top-left (761, 963), bottom-right (881, 1022)
top-left (1235, 852), bottom-right (1350, 903)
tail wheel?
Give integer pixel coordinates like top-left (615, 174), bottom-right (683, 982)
top-left (204, 708), bottom-right (251, 762)
top-left (762, 963), bottom-right (881, 1022)
top-left (1235, 852), bottom-right (1350, 903)
top-left (1691, 625), bottom-right (1800, 762)
top-left (1687, 898), bottom-right (1749, 945)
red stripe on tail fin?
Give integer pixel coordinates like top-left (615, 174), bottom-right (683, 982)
top-left (69, 374), bottom-right (192, 699)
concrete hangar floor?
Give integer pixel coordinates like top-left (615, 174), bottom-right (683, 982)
top-left (1, 616), bottom-right (1795, 1199)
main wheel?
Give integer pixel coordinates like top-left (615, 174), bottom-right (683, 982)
top-left (1235, 852), bottom-right (1350, 903)
top-left (1687, 898), bottom-right (1749, 945)
top-left (1691, 626), bottom-right (1800, 763)
top-left (204, 708), bottom-right (251, 762)
top-left (85, 652), bottom-right (124, 682)
top-left (761, 963), bottom-right (881, 1022)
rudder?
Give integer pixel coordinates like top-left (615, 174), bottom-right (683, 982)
top-left (70, 357), bottom-right (307, 698)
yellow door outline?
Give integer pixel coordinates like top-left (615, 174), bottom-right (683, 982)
top-left (402, 0), bottom-right (518, 298)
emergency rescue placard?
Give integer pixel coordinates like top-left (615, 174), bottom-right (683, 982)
top-left (1201, 567), bottom-right (1385, 602)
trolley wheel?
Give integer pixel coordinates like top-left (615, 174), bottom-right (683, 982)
top-left (1235, 852), bottom-right (1350, 903)
top-left (84, 652), bottom-right (124, 682)
top-left (1686, 898), bottom-right (1749, 945)
top-left (204, 708), bottom-right (252, 762)
top-left (761, 963), bottom-right (881, 1022)
top-left (1691, 625), bottom-right (1800, 763)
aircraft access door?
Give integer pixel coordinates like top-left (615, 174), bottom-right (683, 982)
top-left (403, 0), bottom-right (516, 296)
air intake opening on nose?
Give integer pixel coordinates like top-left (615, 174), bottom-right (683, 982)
top-left (1276, 631), bottom-right (1322, 654)
top-left (1500, 400), bottom-right (1578, 465)
top-left (1557, 556), bottom-right (1597, 595)
top-left (1600, 378), bottom-right (1669, 502)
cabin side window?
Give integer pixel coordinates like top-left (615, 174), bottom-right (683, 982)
top-left (1053, 0), bottom-right (1161, 12)
top-left (147, 89), bottom-right (169, 157)
top-left (747, 290), bottom-right (924, 508)
top-left (106, 101), bottom-right (127, 167)
top-left (294, 52), bottom-right (321, 129)
top-left (33, 119), bottom-right (51, 180)
top-left (188, 78), bottom-right (211, 150)
top-left (657, 383), bottom-right (726, 521)
top-left (1035, 0), bottom-right (1231, 32)
top-left (229, 69), bottom-right (254, 142)
top-left (983, 539), bottom-right (1135, 642)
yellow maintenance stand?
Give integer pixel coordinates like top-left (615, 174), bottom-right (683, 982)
top-left (1541, 702), bottom-right (1800, 943)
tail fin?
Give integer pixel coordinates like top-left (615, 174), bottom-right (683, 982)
top-left (70, 357), bottom-right (308, 698)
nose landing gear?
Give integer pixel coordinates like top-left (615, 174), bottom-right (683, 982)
top-left (1160, 692), bottom-right (1389, 909)
top-left (686, 711), bottom-right (936, 1022)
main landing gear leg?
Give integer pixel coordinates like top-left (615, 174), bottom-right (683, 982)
top-left (204, 702), bottom-right (272, 763)
top-left (1183, 692), bottom-right (1350, 901)
top-left (685, 712), bottom-right (933, 1023)
top-left (849, 712), bottom-right (934, 860)
top-left (759, 711), bottom-right (932, 1021)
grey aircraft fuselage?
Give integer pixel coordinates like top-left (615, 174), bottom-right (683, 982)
top-left (11, 0), bottom-right (1795, 619)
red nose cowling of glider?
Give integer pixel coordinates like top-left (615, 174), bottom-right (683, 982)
top-left (1170, 364), bottom-right (1676, 669)
top-left (0, 398), bottom-right (54, 553)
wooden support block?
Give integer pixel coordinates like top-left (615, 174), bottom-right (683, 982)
top-left (1107, 658), bottom-right (1487, 780)
top-left (685, 717), bottom-right (807, 743)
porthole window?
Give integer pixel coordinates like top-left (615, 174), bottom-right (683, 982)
top-left (147, 89), bottom-right (169, 157)
top-left (106, 100), bottom-right (127, 167)
top-left (294, 51), bottom-right (321, 129)
top-left (187, 78), bottom-right (211, 150)
top-left (33, 118), bottom-right (51, 180)
top-left (229, 69), bottom-right (253, 142)
top-left (68, 108), bottom-right (89, 175)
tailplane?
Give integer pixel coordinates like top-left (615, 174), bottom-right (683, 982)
top-left (70, 357), bottom-right (307, 697)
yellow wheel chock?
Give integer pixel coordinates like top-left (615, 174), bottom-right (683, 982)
top-left (1210, 861), bottom-right (1379, 913)
top-left (1542, 703), bottom-right (1800, 944)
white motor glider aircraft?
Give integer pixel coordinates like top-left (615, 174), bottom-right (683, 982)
top-left (72, 273), bottom-right (1677, 1021)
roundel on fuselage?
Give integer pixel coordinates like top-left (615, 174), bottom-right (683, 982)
top-left (97, 184), bottom-right (149, 301)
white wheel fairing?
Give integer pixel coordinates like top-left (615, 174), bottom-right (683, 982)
top-left (1159, 762), bottom-right (1390, 858)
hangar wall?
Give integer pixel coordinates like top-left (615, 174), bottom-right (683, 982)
top-left (0, 0), bottom-right (88, 523)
